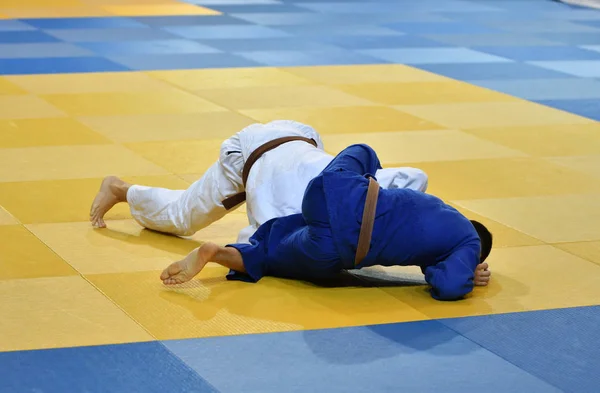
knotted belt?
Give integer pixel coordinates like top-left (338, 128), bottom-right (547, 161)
top-left (221, 136), bottom-right (318, 210)
top-left (355, 177), bottom-right (379, 266)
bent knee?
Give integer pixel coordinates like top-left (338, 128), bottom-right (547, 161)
top-left (406, 168), bottom-right (429, 192)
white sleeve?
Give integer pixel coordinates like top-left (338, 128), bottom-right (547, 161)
top-left (127, 134), bottom-right (245, 236)
top-left (375, 167), bottom-right (429, 192)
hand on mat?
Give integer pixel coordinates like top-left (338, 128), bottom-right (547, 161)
top-left (161, 244), bottom-right (215, 285)
top-left (474, 262), bottom-right (491, 286)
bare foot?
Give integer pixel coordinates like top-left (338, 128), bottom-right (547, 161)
top-left (90, 176), bottom-right (130, 228)
top-left (160, 244), bottom-right (217, 285)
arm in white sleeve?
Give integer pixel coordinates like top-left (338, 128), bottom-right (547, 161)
top-left (375, 167), bottom-right (429, 192)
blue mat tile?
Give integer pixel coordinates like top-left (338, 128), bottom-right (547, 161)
top-left (197, 37), bottom-right (338, 51)
top-left (582, 44), bottom-right (600, 53)
top-left (163, 25), bottom-right (290, 39)
top-left (21, 17), bottom-right (147, 30)
top-left (206, 3), bottom-right (308, 13)
top-left (108, 52), bottom-right (261, 70)
top-left (0, 43), bottom-right (93, 59)
top-left (0, 20), bottom-right (36, 32)
top-left (278, 24), bottom-right (403, 37)
top-left (0, 31), bottom-right (60, 44)
top-left (576, 20), bottom-right (600, 28)
top-left (385, 21), bottom-right (500, 34)
top-left (45, 28), bottom-right (178, 42)
top-left (486, 20), bottom-right (600, 33)
top-left (0, 341), bottom-right (217, 393)
top-left (78, 40), bottom-right (220, 56)
top-left (442, 306), bottom-right (600, 393)
top-left (423, 33), bottom-right (562, 47)
top-left (230, 12), bottom-right (435, 26)
top-left (535, 32), bottom-right (600, 45)
top-left (536, 99), bottom-right (600, 121)
top-left (529, 60), bottom-right (600, 77)
top-left (359, 47), bottom-right (512, 64)
top-left (417, 62), bottom-right (575, 80)
top-left (316, 34), bottom-right (453, 50)
top-left (235, 49), bottom-right (384, 66)
top-left (542, 9), bottom-right (600, 21)
top-left (164, 320), bottom-right (560, 393)
top-left (0, 57), bottom-right (130, 75)
top-left (468, 78), bottom-right (600, 100)
top-left (296, 1), bottom-right (502, 13)
top-left (132, 15), bottom-right (251, 27)
top-left (473, 45), bottom-right (600, 61)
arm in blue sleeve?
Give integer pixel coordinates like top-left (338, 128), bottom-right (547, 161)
top-left (424, 244), bottom-right (479, 301)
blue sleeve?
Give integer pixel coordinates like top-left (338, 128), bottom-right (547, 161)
top-left (424, 243), bottom-right (479, 301)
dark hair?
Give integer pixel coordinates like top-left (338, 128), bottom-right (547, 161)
top-left (470, 220), bottom-right (493, 263)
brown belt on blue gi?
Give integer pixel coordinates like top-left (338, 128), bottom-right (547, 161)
top-left (221, 136), bottom-right (318, 210)
top-left (355, 177), bottom-right (380, 266)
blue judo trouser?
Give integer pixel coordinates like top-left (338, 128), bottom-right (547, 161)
top-left (226, 144), bottom-right (381, 283)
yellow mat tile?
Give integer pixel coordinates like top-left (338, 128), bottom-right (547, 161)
top-left (336, 81), bottom-right (516, 105)
top-left (464, 123), bottom-right (600, 157)
top-left (456, 193), bottom-right (600, 243)
top-left (0, 175), bottom-right (188, 224)
top-left (125, 139), bottom-right (222, 174)
top-left (554, 241), bottom-right (600, 266)
top-left (0, 95), bottom-right (65, 119)
top-left (0, 225), bottom-right (77, 280)
top-left (195, 85), bottom-right (373, 111)
top-left (0, 118), bottom-right (111, 148)
top-left (41, 91), bottom-right (225, 117)
top-left (78, 111), bottom-right (255, 143)
top-left (148, 67), bottom-right (313, 91)
top-left (0, 276), bottom-right (153, 352)
top-left (284, 64), bottom-right (450, 84)
top-left (6, 72), bottom-right (175, 95)
top-left (241, 106), bottom-right (445, 134)
top-left (27, 220), bottom-right (197, 275)
top-left (0, 207), bottom-right (19, 225)
top-left (447, 203), bottom-right (543, 248)
top-left (87, 268), bottom-right (428, 340)
top-left (0, 145), bottom-right (168, 182)
top-left (0, 6), bottom-right (111, 18)
top-left (322, 131), bottom-right (525, 165)
top-left (0, 78), bottom-right (26, 95)
top-left (103, 4), bottom-right (220, 16)
top-left (2, 0), bottom-right (82, 6)
top-left (383, 245), bottom-right (600, 319)
top-left (28, 214), bottom-right (249, 275)
top-left (411, 158), bottom-right (600, 200)
top-left (548, 155), bottom-right (600, 179)
top-left (394, 101), bottom-right (594, 130)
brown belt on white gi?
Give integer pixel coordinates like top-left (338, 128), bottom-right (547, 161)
top-left (221, 136), bottom-right (318, 210)
top-left (355, 177), bottom-right (380, 266)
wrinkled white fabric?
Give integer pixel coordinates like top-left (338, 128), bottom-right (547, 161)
top-left (127, 120), bottom-right (428, 243)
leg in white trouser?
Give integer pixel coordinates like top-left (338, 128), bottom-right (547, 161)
top-left (127, 135), bottom-right (244, 237)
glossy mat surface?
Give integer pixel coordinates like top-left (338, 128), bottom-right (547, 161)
top-left (1, 0), bottom-right (600, 392)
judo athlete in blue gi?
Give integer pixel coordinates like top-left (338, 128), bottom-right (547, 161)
top-left (161, 144), bottom-right (493, 301)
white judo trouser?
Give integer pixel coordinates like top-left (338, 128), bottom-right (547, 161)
top-left (126, 120), bottom-right (428, 244)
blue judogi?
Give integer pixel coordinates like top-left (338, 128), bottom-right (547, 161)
top-left (227, 144), bottom-right (482, 301)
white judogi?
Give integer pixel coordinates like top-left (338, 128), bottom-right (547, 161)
top-left (126, 120), bottom-right (428, 243)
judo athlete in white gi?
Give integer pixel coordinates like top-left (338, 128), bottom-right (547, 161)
top-left (158, 144), bottom-right (493, 301)
top-left (90, 120), bottom-right (429, 243)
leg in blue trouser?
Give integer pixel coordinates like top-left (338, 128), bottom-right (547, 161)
top-left (226, 144), bottom-right (382, 283)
